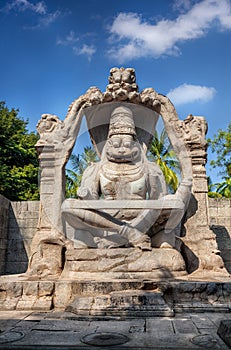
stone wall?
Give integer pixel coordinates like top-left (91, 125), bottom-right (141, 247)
top-left (0, 196), bottom-right (231, 275)
top-left (208, 198), bottom-right (231, 274)
top-left (0, 196), bottom-right (39, 275)
top-left (0, 195), bottom-right (10, 274)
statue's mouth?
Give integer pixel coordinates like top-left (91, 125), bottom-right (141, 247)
top-left (106, 150), bottom-right (139, 162)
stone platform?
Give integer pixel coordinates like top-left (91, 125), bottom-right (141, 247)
top-left (61, 248), bottom-right (187, 280)
top-left (0, 274), bottom-right (231, 316)
top-left (0, 310), bottom-right (231, 349)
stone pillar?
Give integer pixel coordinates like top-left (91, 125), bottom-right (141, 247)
top-left (179, 115), bottom-right (228, 276)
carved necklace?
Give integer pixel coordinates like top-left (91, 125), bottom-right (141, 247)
top-left (101, 161), bottom-right (145, 182)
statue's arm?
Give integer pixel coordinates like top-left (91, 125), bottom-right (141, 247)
top-left (77, 163), bottom-right (100, 199)
top-left (147, 162), bottom-right (167, 199)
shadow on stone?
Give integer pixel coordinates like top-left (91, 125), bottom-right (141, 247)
top-left (181, 242), bottom-right (199, 274)
top-left (211, 225), bottom-right (231, 274)
top-left (5, 204), bottom-right (28, 275)
top-left (217, 319), bottom-right (231, 348)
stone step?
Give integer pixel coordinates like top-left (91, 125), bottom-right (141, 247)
top-left (66, 290), bottom-right (174, 317)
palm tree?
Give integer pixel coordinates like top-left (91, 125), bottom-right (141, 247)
top-left (207, 176), bottom-right (222, 198)
top-left (66, 146), bottom-right (98, 198)
top-left (148, 129), bottom-right (180, 193)
top-left (214, 177), bottom-right (231, 198)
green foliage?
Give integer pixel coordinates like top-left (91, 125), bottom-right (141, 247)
top-left (148, 129), bottom-right (180, 193)
top-left (0, 101), bottom-right (39, 200)
top-left (207, 176), bottom-right (222, 198)
top-left (215, 177), bottom-right (231, 198)
top-left (208, 177), bottom-right (231, 199)
top-left (66, 146), bottom-right (98, 198)
top-left (208, 122), bottom-right (231, 177)
top-left (208, 123), bottom-right (231, 198)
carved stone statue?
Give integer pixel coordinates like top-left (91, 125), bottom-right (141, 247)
top-left (61, 105), bottom-right (191, 252)
top-left (27, 67), bottom-right (227, 279)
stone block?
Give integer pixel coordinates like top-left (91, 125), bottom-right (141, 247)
top-left (66, 249), bottom-right (98, 261)
top-left (8, 217), bottom-right (20, 230)
top-left (32, 296), bottom-right (53, 310)
top-left (220, 249), bottom-right (231, 262)
top-left (0, 290), bottom-right (7, 300)
top-left (16, 218), bottom-right (39, 228)
top-left (6, 282), bottom-right (23, 298)
top-left (16, 296), bottom-right (37, 310)
top-left (217, 320), bottom-right (231, 348)
top-left (6, 239), bottom-right (28, 262)
top-left (224, 262), bottom-right (231, 273)
top-left (68, 260), bottom-right (99, 272)
top-left (38, 281), bottom-right (54, 297)
top-left (0, 238), bottom-right (7, 250)
top-left (98, 257), bottom-right (126, 271)
top-left (19, 228), bottom-right (37, 240)
top-left (217, 217), bottom-right (230, 227)
top-left (53, 282), bottom-right (72, 309)
top-left (173, 318), bottom-right (198, 334)
top-left (27, 201), bottom-right (40, 212)
top-left (209, 207), bottom-right (218, 218)
top-left (66, 296), bottom-right (94, 315)
top-left (7, 227), bottom-right (21, 240)
top-left (23, 281), bottom-right (38, 296)
top-left (0, 298), bottom-right (19, 310)
top-left (0, 195), bottom-right (10, 209)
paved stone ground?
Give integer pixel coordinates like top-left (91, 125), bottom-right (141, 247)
top-left (0, 310), bottom-right (230, 349)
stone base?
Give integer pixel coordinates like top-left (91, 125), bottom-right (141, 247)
top-left (61, 247), bottom-right (187, 280)
top-left (0, 275), bottom-right (231, 314)
top-left (66, 290), bottom-right (174, 317)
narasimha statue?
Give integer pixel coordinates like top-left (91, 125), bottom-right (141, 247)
top-left (61, 105), bottom-right (191, 251)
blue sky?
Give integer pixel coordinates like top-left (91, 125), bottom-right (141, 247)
top-left (0, 0), bottom-right (231, 182)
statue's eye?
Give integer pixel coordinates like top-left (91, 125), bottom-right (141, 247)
top-left (123, 141), bottom-right (131, 148)
top-left (112, 141), bottom-right (120, 148)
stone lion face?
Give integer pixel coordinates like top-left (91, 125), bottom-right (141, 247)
top-left (105, 134), bottom-right (140, 163)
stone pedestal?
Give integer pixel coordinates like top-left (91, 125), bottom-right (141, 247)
top-left (61, 248), bottom-right (187, 280)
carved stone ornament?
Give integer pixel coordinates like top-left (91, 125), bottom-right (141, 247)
top-left (27, 67), bottom-right (228, 279)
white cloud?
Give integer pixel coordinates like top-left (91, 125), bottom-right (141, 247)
top-left (2, 0), bottom-right (47, 14)
top-left (172, 0), bottom-right (194, 13)
top-left (108, 0), bottom-right (231, 62)
top-left (57, 31), bottom-right (96, 61)
top-left (57, 31), bottom-right (79, 46)
top-left (167, 84), bottom-right (217, 105)
top-left (39, 10), bottom-right (60, 26)
top-left (73, 44), bottom-right (96, 61)
top-left (1, 0), bottom-right (60, 27)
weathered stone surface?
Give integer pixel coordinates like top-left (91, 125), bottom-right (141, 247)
top-left (66, 290), bottom-right (174, 317)
top-left (217, 320), bottom-right (231, 347)
top-left (62, 248), bottom-right (186, 278)
top-left (32, 296), bottom-right (53, 310)
top-left (38, 281), bottom-right (54, 297)
top-left (53, 282), bottom-right (72, 309)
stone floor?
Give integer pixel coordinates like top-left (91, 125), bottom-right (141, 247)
top-left (0, 310), bottom-right (230, 349)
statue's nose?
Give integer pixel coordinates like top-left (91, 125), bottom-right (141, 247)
top-left (119, 147), bottom-right (125, 154)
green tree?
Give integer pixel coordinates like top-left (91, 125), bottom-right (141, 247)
top-left (148, 129), bottom-right (180, 193)
top-left (207, 176), bottom-right (222, 198)
top-left (208, 122), bottom-right (231, 198)
top-left (66, 146), bottom-right (98, 198)
top-left (0, 101), bottom-right (39, 200)
top-left (208, 122), bottom-right (231, 177)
